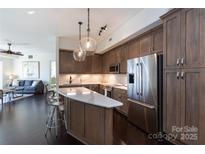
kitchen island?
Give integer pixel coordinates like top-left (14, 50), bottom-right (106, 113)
top-left (58, 87), bottom-right (123, 145)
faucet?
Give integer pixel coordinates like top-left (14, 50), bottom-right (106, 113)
top-left (69, 76), bottom-right (72, 84)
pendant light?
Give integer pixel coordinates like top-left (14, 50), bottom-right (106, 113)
top-left (80, 8), bottom-right (97, 56)
top-left (73, 22), bottom-right (86, 62)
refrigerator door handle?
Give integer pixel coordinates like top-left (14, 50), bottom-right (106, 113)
top-left (136, 63), bottom-right (139, 95)
top-left (140, 62), bottom-right (143, 96)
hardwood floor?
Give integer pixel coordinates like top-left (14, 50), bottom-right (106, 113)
top-left (0, 94), bottom-right (82, 145)
top-left (0, 94), bottom-right (170, 145)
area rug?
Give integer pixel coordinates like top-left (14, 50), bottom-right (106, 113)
top-left (2, 94), bottom-right (34, 104)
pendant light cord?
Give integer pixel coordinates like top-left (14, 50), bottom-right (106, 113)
top-left (87, 8), bottom-right (90, 40)
top-left (78, 21), bottom-right (83, 41)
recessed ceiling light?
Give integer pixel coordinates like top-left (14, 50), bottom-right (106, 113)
top-left (27, 11), bottom-right (35, 15)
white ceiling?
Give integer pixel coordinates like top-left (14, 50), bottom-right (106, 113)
top-left (0, 8), bottom-right (143, 54)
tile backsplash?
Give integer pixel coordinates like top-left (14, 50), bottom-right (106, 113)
top-left (59, 74), bottom-right (127, 85)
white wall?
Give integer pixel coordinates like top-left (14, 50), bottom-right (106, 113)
top-left (0, 56), bottom-right (15, 88)
top-left (14, 51), bottom-right (56, 83)
top-left (97, 8), bottom-right (169, 53)
top-left (0, 61), bottom-right (3, 89)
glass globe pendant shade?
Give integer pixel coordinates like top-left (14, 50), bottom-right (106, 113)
top-left (73, 46), bottom-right (86, 62)
top-left (80, 37), bottom-right (97, 56)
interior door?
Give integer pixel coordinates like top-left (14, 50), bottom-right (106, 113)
top-left (140, 54), bottom-right (158, 106)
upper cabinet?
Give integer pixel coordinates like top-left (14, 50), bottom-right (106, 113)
top-left (152, 26), bottom-right (163, 53)
top-left (139, 33), bottom-right (153, 56)
top-left (140, 26), bottom-right (163, 56)
top-left (59, 25), bottom-right (163, 74)
top-left (128, 39), bottom-right (140, 59)
top-left (163, 10), bottom-right (181, 69)
top-left (163, 8), bottom-right (205, 69)
top-left (59, 50), bottom-right (102, 74)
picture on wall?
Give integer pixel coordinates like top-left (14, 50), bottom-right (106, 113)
top-left (22, 61), bottom-right (40, 79)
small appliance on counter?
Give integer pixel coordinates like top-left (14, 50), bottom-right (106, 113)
top-left (127, 53), bottom-right (163, 134)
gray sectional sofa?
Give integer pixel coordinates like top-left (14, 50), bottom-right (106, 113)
top-left (10, 80), bottom-right (44, 94)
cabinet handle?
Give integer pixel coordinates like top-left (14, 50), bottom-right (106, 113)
top-left (181, 72), bottom-right (184, 79)
top-left (181, 57), bottom-right (184, 66)
top-left (177, 72), bottom-right (180, 79)
top-left (176, 58), bottom-right (180, 66)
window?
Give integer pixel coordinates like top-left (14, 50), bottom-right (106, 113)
top-left (50, 61), bottom-right (56, 83)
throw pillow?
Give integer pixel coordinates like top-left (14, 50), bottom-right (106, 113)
top-left (31, 81), bottom-right (39, 87)
top-left (12, 79), bottom-right (19, 87)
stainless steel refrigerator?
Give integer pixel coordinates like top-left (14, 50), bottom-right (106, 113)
top-left (127, 53), bottom-right (163, 133)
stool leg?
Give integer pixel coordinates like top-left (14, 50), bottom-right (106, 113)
top-left (55, 107), bottom-right (58, 137)
top-left (63, 112), bottom-right (68, 132)
top-left (45, 106), bottom-right (55, 137)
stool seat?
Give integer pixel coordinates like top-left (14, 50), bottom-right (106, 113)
top-left (50, 101), bottom-right (63, 106)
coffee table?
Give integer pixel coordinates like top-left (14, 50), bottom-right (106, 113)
top-left (3, 87), bottom-right (24, 102)
top-left (3, 87), bottom-right (16, 102)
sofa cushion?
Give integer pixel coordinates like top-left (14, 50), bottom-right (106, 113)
top-left (19, 80), bottom-right (25, 86)
top-left (24, 80), bottom-right (33, 86)
top-left (15, 87), bottom-right (24, 91)
top-left (24, 86), bottom-right (35, 91)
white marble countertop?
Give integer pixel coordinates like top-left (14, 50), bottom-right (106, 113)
top-left (58, 87), bottom-right (123, 108)
top-left (59, 83), bottom-right (128, 90)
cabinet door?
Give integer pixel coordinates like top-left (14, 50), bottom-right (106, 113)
top-left (102, 52), bottom-right (109, 74)
top-left (180, 69), bottom-right (205, 144)
top-left (181, 8), bottom-right (202, 68)
top-left (70, 100), bottom-right (85, 138)
top-left (120, 92), bottom-right (129, 116)
top-left (128, 39), bottom-right (140, 59)
top-left (59, 50), bottom-right (75, 73)
top-left (85, 104), bottom-right (105, 144)
top-left (91, 54), bottom-right (102, 73)
top-left (163, 11), bottom-right (181, 69)
top-left (163, 69), bottom-right (181, 142)
top-left (139, 33), bottom-right (152, 56)
top-left (120, 45), bottom-right (128, 74)
top-left (152, 26), bottom-right (163, 53)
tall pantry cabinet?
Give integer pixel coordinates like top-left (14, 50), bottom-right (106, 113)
top-left (161, 8), bottom-right (205, 144)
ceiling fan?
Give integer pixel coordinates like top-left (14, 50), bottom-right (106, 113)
top-left (0, 43), bottom-right (24, 56)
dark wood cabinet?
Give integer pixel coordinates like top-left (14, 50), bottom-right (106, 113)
top-left (152, 26), bottom-right (163, 53)
top-left (162, 8), bottom-right (205, 144)
top-left (139, 33), bottom-right (153, 56)
top-left (163, 10), bottom-right (181, 69)
top-left (112, 88), bottom-right (129, 116)
top-left (62, 95), bottom-right (114, 145)
top-left (119, 45), bottom-right (128, 74)
top-left (85, 104), bottom-right (105, 144)
top-left (59, 50), bottom-right (75, 74)
top-left (59, 50), bottom-right (102, 74)
top-left (181, 8), bottom-right (205, 68)
top-left (59, 25), bottom-right (163, 74)
top-left (128, 39), bottom-right (140, 59)
top-left (102, 52), bottom-right (109, 74)
top-left (163, 69), bottom-right (181, 141)
top-left (70, 99), bottom-right (85, 138)
top-left (163, 8), bottom-right (205, 69)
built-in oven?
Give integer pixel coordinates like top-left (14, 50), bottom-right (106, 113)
top-left (109, 64), bottom-right (120, 74)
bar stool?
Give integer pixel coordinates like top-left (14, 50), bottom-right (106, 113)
top-left (45, 91), bottom-right (67, 137)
